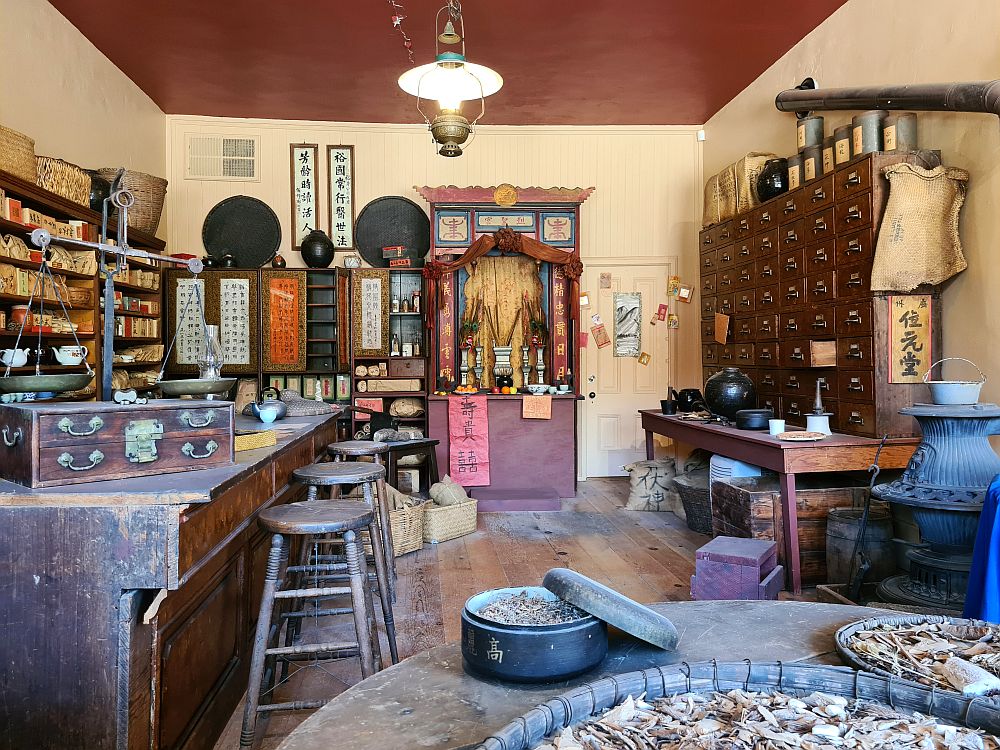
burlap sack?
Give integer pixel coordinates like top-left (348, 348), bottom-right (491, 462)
top-left (623, 458), bottom-right (681, 514)
top-left (430, 474), bottom-right (469, 507)
top-left (702, 152), bottom-right (776, 226)
top-left (872, 164), bottom-right (969, 292)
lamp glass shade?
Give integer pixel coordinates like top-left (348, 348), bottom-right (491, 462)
top-left (398, 55), bottom-right (503, 110)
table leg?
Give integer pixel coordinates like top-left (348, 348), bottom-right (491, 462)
top-left (778, 472), bottom-right (802, 595)
top-left (645, 430), bottom-right (654, 460)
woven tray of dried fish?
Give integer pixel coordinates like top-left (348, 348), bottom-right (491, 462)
top-left (837, 615), bottom-right (1000, 697)
top-left (474, 660), bottom-right (1000, 750)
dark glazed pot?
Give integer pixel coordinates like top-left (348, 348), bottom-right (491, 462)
top-left (87, 172), bottom-right (112, 212)
top-left (704, 367), bottom-right (756, 421)
top-left (300, 229), bottom-right (335, 268)
top-left (271, 253), bottom-right (287, 268)
top-left (755, 158), bottom-right (789, 202)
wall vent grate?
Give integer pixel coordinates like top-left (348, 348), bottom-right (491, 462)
top-left (184, 134), bottom-right (260, 181)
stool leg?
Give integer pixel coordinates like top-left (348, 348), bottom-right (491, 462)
top-left (344, 529), bottom-right (377, 679)
top-left (364, 482), bottom-right (399, 664)
top-left (373, 476), bottom-right (397, 600)
top-left (241, 533), bottom-right (286, 749)
top-left (427, 445), bottom-right (441, 486)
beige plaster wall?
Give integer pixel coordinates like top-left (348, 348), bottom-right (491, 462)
top-left (703, 0), bottom-right (1000, 401)
top-left (0, 0), bottom-right (165, 180)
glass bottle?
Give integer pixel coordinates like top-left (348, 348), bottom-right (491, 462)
top-left (391, 294), bottom-right (400, 313)
top-left (412, 290), bottom-right (421, 314)
top-left (391, 333), bottom-right (400, 356)
top-left (197, 324), bottom-right (225, 380)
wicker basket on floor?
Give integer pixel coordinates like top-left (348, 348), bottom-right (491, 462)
top-left (35, 156), bottom-right (90, 205)
top-left (0, 124), bottom-right (37, 182)
top-left (672, 469), bottom-right (713, 534)
top-left (390, 501), bottom-right (427, 557)
top-left (423, 498), bottom-right (478, 544)
top-left (95, 168), bottom-right (168, 235)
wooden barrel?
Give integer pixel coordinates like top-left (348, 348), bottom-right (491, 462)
top-left (825, 506), bottom-right (896, 584)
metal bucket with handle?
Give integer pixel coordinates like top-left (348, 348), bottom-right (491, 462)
top-left (922, 357), bottom-right (985, 405)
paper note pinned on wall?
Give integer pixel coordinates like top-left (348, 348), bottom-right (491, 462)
top-left (579, 291), bottom-right (591, 308)
top-left (667, 276), bottom-right (681, 295)
top-left (649, 314), bottom-right (659, 326)
top-left (657, 303), bottom-right (668, 321)
top-left (599, 272), bottom-right (612, 289)
top-left (522, 394), bottom-right (552, 420)
top-left (591, 312), bottom-right (603, 326)
top-left (579, 331), bottom-right (589, 348)
top-left (667, 314), bottom-right (679, 329)
top-left (714, 313), bottom-right (730, 344)
top-left (591, 323), bottom-right (611, 349)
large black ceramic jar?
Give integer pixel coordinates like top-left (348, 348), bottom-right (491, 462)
top-left (755, 158), bottom-right (789, 202)
top-left (704, 367), bottom-right (756, 421)
top-left (300, 229), bottom-right (335, 268)
top-left (461, 587), bottom-right (607, 683)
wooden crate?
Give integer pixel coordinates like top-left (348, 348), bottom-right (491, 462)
top-left (711, 475), bottom-right (870, 585)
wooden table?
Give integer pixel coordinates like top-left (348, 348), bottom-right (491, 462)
top-left (639, 411), bottom-right (918, 594)
top-left (277, 600), bottom-right (891, 750)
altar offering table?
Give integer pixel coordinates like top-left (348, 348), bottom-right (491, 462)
top-left (639, 411), bottom-right (919, 594)
top-left (278, 600), bottom-right (891, 750)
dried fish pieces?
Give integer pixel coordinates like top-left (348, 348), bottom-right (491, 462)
top-left (526, 689), bottom-right (1000, 750)
top-left (846, 621), bottom-right (1000, 693)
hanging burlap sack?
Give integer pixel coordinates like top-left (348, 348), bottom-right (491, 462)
top-left (871, 164), bottom-right (969, 292)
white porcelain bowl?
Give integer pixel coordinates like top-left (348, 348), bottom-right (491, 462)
top-left (526, 383), bottom-right (549, 396)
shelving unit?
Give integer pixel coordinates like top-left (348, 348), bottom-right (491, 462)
top-left (349, 268), bottom-right (429, 438)
top-left (0, 168), bottom-right (164, 400)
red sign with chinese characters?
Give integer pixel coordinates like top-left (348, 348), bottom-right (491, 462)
top-left (448, 394), bottom-right (490, 486)
top-left (268, 277), bottom-right (300, 365)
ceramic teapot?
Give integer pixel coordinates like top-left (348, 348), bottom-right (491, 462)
top-left (251, 386), bottom-right (288, 423)
top-left (0, 348), bottom-right (32, 368)
top-left (52, 345), bottom-right (88, 366)
top-left (669, 387), bottom-right (705, 412)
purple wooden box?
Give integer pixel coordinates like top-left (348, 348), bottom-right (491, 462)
top-left (691, 536), bottom-right (782, 601)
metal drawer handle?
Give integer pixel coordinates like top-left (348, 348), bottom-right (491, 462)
top-left (739, 352), bottom-right (751, 360)
top-left (703, 235), bottom-right (713, 245)
top-left (739, 246), bottom-right (751, 256)
top-left (787, 377), bottom-right (800, 388)
top-left (813, 219), bottom-right (827, 232)
top-left (785, 230), bottom-right (798, 242)
top-left (739, 297), bottom-right (751, 307)
top-left (845, 206), bottom-right (862, 222)
top-left (739, 219), bottom-right (749, 230)
top-left (762, 376), bottom-right (775, 386)
top-left (817, 378), bottom-right (829, 390)
top-left (761, 292), bottom-right (774, 304)
top-left (846, 171), bottom-right (861, 186)
top-left (846, 239), bottom-right (862, 254)
top-left (721, 303), bottom-right (732, 313)
top-left (760, 324), bottom-right (772, 334)
top-left (812, 187), bottom-right (826, 202)
top-left (812, 318), bottom-right (828, 328)
top-left (761, 266), bottom-right (773, 277)
top-left (813, 281), bottom-right (828, 294)
top-left (703, 257), bottom-right (713, 267)
top-left (58, 450), bottom-right (104, 472)
top-left (703, 281), bottom-right (715, 292)
top-left (784, 259), bottom-right (797, 271)
top-left (720, 278), bottom-right (732, 287)
top-left (57, 416), bottom-right (103, 437)
top-left (760, 212), bottom-right (771, 224)
top-left (813, 250), bottom-right (828, 262)
top-left (847, 275), bottom-right (864, 287)
top-left (786, 288), bottom-right (800, 299)
top-left (2, 426), bottom-right (21, 447)
top-left (849, 412), bottom-right (865, 425)
top-left (790, 351), bottom-right (804, 361)
top-left (760, 351), bottom-right (772, 360)
top-left (740, 326), bottom-right (752, 335)
top-left (739, 271), bottom-right (751, 282)
top-left (182, 440), bottom-right (219, 460)
top-left (181, 410), bottom-right (215, 428)
top-left (788, 405), bottom-right (802, 416)
top-left (721, 253), bottom-right (732, 262)
top-left (719, 230), bottom-right (731, 240)
top-left (760, 238), bottom-right (773, 249)
top-left (785, 321), bottom-right (798, 331)
top-left (783, 200), bottom-right (797, 214)
top-left (845, 312), bottom-right (862, 324)
top-left (848, 379), bottom-right (864, 392)
top-left (847, 345), bottom-right (863, 359)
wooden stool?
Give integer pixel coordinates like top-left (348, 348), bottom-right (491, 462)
top-left (292, 462), bottom-right (398, 664)
top-left (384, 438), bottom-right (441, 494)
top-left (326, 440), bottom-right (396, 600)
top-left (240, 500), bottom-right (381, 749)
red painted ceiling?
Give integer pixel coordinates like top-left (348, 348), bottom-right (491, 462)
top-left (48, 0), bottom-right (846, 125)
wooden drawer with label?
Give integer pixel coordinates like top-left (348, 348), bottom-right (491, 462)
top-left (806, 269), bottom-right (836, 305)
top-left (837, 263), bottom-right (872, 299)
top-left (839, 370), bottom-right (875, 402)
top-left (717, 293), bottom-right (735, 317)
top-left (701, 273), bottom-right (717, 295)
top-left (701, 317), bottom-right (720, 342)
top-left (835, 300), bottom-right (873, 335)
top-left (702, 343), bottom-right (719, 366)
top-left (735, 237), bottom-right (755, 262)
top-left (778, 191), bottom-right (804, 223)
top-left (756, 341), bottom-right (779, 366)
top-left (734, 261), bottom-right (755, 290)
top-left (805, 241), bottom-right (835, 272)
top-left (755, 257), bottom-right (778, 284)
top-left (717, 269), bottom-right (736, 293)
top-left (755, 229), bottom-right (778, 256)
top-left (807, 307), bottom-right (834, 335)
top-left (734, 215), bottom-right (753, 239)
top-left (780, 310), bottom-right (808, 337)
top-left (836, 193), bottom-right (873, 233)
top-left (780, 278), bottom-right (808, 309)
top-left (838, 336), bottom-right (874, 368)
top-left (700, 226), bottom-right (716, 249)
top-left (719, 344), bottom-right (737, 366)
top-left (805, 175), bottom-right (834, 210)
top-left (733, 317), bottom-right (754, 342)
top-left (783, 396), bottom-right (810, 424)
top-left (755, 313), bottom-right (779, 340)
top-left (779, 217), bottom-right (806, 251)
top-left (715, 220), bottom-right (734, 245)
top-left (756, 283), bottom-right (780, 311)
top-left (701, 248), bottom-right (718, 273)
top-left (752, 204), bottom-right (778, 232)
top-left (780, 339), bottom-right (836, 369)
top-left (758, 370), bottom-right (780, 395)
top-left (835, 160), bottom-right (872, 200)
top-left (734, 290), bottom-right (756, 314)
top-left (717, 245), bottom-right (736, 270)
top-left (702, 295), bottom-right (717, 319)
top-left (735, 342), bottom-right (755, 367)
top-left (806, 206), bottom-right (835, 243)
top-left (0, 400), bottom-right (235, 488)
top-left (759, 394), bottom-right (781, 415)
top-left (836, 229), bottom-right (874, 266)
top-left (840, 401), bottom-right (877, 436)
top-left (779, 248), bottom-right (805, 282)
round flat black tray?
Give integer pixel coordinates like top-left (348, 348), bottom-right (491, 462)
top-left (202, 195), bottom-right (281, 268)
top-left (355, 196), bottom-right (430, 268)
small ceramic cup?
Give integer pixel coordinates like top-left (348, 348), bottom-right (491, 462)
top-left (768, 419), bottom-right (786, 436)
top-left (548, 386), bottom-right (558, 395)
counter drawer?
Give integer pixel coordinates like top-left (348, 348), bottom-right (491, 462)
top-left (836, 229), bottom-right (874, 266)
top-left (734, 215), bottom-right (754, 239)
top-left (735, 342), bottom-right (755, 367)
top-left (702, 343), bottom-right (720, 366)
top-left (835, 160), bottom-right (872, 200)
top-left (805, 241), bottom-right (835, 272)
top-left (733, 316), bottom-right (754, 342)
top-left (806, 270), bottom-right (836, 305)
top-left (837, 263), bottom-right (872, 298)
top-left (388, 358), bottom-right (426, 378)
top-left (754, 229), bottom-right (778, 256)
top-left (717, 245), bottom-right (736, 270)
top-left (778, 191), bottom-right (804, 223)
top-left (805, 175), bottom-right (834, 210)
top-left (755, 257), bottom-right (778, 284)
top-left (836, 193), bottom-right (873, 233)
top-left (752, 204), bottom-right (778, 232)
top-left (734, 237), bottom-right (755, 262)
top-left (835, 300), bottom-right (873, 335)
top-left (779, 249), bottom-right (805, 282)
top-left (840, 401), bottom-right (878, 436)
top-left (756, 341), bottom-right (779, 366)
top-left (756, 283), bottom-right (780, 311)
top-left (839, 370), bottom-right (875, 402)
top-left (734, 290), bottom-right (756, 314)
top-left (701, 273), bottom-right (717, 295)
top-left (702, 295), bottom-right (717, 319)
top-left (838, 336), bottom-right (874, 368)
top-left (805, 206), bottom-right (835, 243)
top-left (734, 261), bottom-right (755, 290)
top-left (701, 249), bottom-right (718, 273)
top-left (779, 218), bottom-right (806, 251)
top-left (756, 313), bottom-right (779, 340)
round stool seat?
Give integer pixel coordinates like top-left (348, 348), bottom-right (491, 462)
top-left (293, 461), bottom-right (386, 486)
top-left (328, 440), bottom-right (389, 457)
top-left (258, 499), bottom-right (373, 535)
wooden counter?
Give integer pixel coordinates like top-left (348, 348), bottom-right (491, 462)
top-left (0, 413), bottom-right (340, 750)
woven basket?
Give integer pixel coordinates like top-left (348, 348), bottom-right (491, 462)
top-left (672, 469), bottom-right (713, 534)
top-left (423, 498), bottom-right (478, 543)
top-left (474, 660), bottom-right (1000, 750)
top-left (95, 168), bottom-right (168, 235)
top-left (65, 286), bottom-right (93, 307)
top-left (35, 156), bottom-right (90, 205)
top-left (235, 429), bottom-right (277, 452)
top-left (0, 125), bottom-right (36, 182)
top-left (390, 501), bottom-right (426, 557)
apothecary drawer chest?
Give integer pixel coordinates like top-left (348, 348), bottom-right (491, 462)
top-left (699, 152), bottom-right (941, 438)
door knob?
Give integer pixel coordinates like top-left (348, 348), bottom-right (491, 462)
top-left (588, 392), bottom-right (596, 400)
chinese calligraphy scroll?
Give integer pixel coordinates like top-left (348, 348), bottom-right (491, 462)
top-left (219, 278), bottom-right (252, 366)
top-left (888, 294), bottom-right (933, 382)
top-left (174, 278), bottom-right (206, 366)
top-left (327, 145), bottom-right (355, 250)
top-left (290, 143), bottom-right (319, 249)
top-left (352, 268), bottom-right (390, 357)
top-left (449, 394), bottom-right (490, 486)
top-left (262, 270), bottom-right (307, 371)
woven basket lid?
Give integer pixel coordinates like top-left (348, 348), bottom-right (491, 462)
top-left (202, 195), bottom-right (281, 268)
top-left (355, 196), bottom-right (430, 268)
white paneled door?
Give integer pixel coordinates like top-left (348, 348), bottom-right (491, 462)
top-left (579, 259), bottom-right (675, 478)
